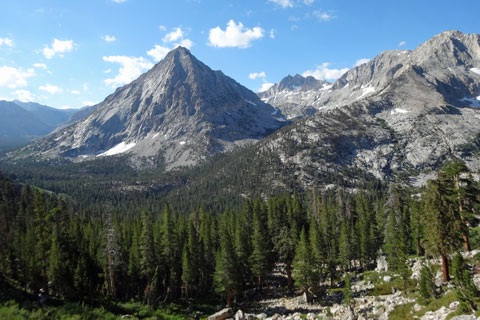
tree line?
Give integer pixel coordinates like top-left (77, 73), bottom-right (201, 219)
top-left (0, 161), bottom-right (478, 307)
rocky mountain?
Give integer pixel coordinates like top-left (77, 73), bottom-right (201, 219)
top-left (12, 47), bottom-right (285, 169)
top-left (254, 30), bottom-right (480, 186)
top-left (258, 74), bottom-right (330, 119)
top-left (261, 31), bottom-right (480, 122)
top-left (0, 100), bottom-right (77, 152)
top-left (13, 101), bottom-right (77, 129)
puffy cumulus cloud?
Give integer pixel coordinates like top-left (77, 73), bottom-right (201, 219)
top-left (14, 89), bottom-right (35, 102)
top-left (268, 0), bottom-right (293, 8)
top-left (249, 72), bottom-right (266, 80)
top-left (0, 66), bottom-right (35, 88)
top-left (147, 27), bottom-right (194, 61)
top-left (354, 58), bottom-right (370, 67)
top-left (163, 28), bottom-right (184, 43)
top-left (0, 37), bottom-right (14, 47)
top-left (302, 63), bottom-right (349, 81)
top-left (103, 56), bottom-right (153, 87)
top-left (176, 39), bottom-right (193, 49)
top-left (258, 82), bottom-right (274, 92)
top-left (147, 45), bottom-right (170, 62)
top-left (398, 40), bottom-right (406, 47)
top-left (103, 35), bottom-right (116, 42)
top-left (42, 39), bottom-right (74, 59)
top-left (208, 20), bottom-right (264, 48)
top-left (39, 83), bottom-right (63, 95)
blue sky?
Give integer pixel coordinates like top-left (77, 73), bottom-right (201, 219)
top-left (0, 0), bottom-right (479, 109)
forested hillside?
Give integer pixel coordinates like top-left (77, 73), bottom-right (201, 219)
top-left (1, 161), bottom-right (479, 319)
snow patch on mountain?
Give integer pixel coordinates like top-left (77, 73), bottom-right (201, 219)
top-left (98, 141), bottom-right (136, 156)
top-left (470, 68), bottom-right (480, 75)
top-left (358, 85), bottom-right (375, 99)
top-left (391, 108), bottom-right (410, 115)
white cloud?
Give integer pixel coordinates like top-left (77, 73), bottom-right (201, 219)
top-left (270, 29), bottom-right (275, 39)
top-left (103, 35), bottom-right (116, 42)
top-left (82, 83), bottom-right (88, 91)
top-left (311, 10), bottom-right (334, 21)
top-left (42, 39), bottom-right (74, 59)
top-left (259, 82), bottom-right (274, 92)
top-left (249, 72), bottom-right (266, 80)
top-left (71, 90), bottom-right (81, 95)
top-left (147, 45), bottom-right (170, 62)
top-left (208, 20), bottom-right (264, 48)
top-left (398, 40), bottom-right (406, 47)
top-left (354, 58), bottom-right (370, 67)
top-left (82, 100), bottom-right (98, 106)
top-left (112, 0), bottom-right (127, 3)
top-left (0, 37), bottom-right (14, 47)
top-left (159, 25), bottom-right (167, 31)
top-left (33, 63), bottom-right (48, 69)
top-left (176, 39), bottom-right (193, 49)
top-left (163, 28), bottom-right (184, 43)
top-left (304, 0), bottom-right (314, 4)
top-left (268, 0), bottom-right (293, 9)
top-left (103, 56), bottom-right (153, 87)
top-left (59, 105), bottom-right (75, 109)
top-left (104, 68), bottom-right (112, 73)
top-left (0, 66), bottom-right (35, 88)
top-left (39, 83), bottom-right (63, 95)
top-left (302, 62), bottom-right (349, 81)
top-left (13, 89), bottom-right (35, 102)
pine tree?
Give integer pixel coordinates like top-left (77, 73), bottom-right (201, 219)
top-left (140, 209), bottom-right (156, 302)
top-left (419, 263), bottom-right (435, 304)
top-left (250, 211), bottom-right (271, 291)
top-left (422, 173), bottom-right (464, 282)
top-left (452, 253), bottom-right (478, 313)
top-left (292, 229), bottom-right (317, 291)
top-left (214, 223), bottom-right (240, 307)
top-left (104, 210), bottom-right (121, 298)
top-left (33, 189), bottom-right (50, 292)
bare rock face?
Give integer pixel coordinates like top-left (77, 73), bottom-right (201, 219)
top-left (258, 74), bottom-right (329, 119)
top-left (257, 30), bottom-right (480, 185)
top-left (12, 47), bottom-right (285, 169)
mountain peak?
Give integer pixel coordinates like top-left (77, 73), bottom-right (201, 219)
top-left (14, 46), bottom-right (284, 169)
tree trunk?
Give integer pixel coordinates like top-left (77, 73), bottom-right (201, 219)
top-left (463, 233), bottom-right (472, 252)
top-left (258, 275), bottom-right (262, 293)
top-left (286, 264), bottom-right (293, 292)
top-left (455, 173), bottom-right (471, 252)
top-left (226, 289), bottom-right (232, 308)
top-left (441, 254), bottom-right (450, 282)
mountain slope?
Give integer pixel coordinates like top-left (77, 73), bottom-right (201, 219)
top-left (13, 101), bottom-right (77, 129)
top-left (258, 74), bottom-right (330, 119)
top-left (12, 47), bottom-right (285, 169)
top-left (0, 101), bottom-right (54, 152)
top-left (254, 30), bottom-right (480, 185)
top-left (262, 31), bottom-right (480, 122)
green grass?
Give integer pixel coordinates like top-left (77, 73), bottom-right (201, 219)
top-left (0, 300), bottom-right (213, 320)
top-left (369, 277), bottom-right (418, 296)
top-left (389, 302), bottom-right (416, 320)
